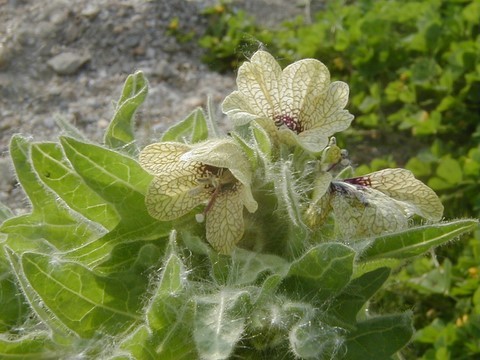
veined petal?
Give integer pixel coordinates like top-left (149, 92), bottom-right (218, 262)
top-left (303, 82), bottom-right (354, 133)
top-left (206, 185), bottom-right (245, 254)
top-left (296, 128), bottom-right (331, 153)
top-left (222, 91), bottom-right (263, 125)
top-left (181, 139), bottom-right (253, 187)
top-left (312, 171), bottom-right (333, 203)
top-left (304, 171), bottom-right (334, 228)
top-left (145, 177), bottom-right (209, 221)
top-left (139, 142), bottom-right (192, 176)
top-left (255, 117), bottom-right (281, 146)
top-left (344, 168), bottom-right (444, 221)
top-left (280, 59), bottom-right (330, 121)
top-left (238, 183), bottom-right (258, 213)
top-left (326, 81), bottom-right (351, 110)
top-left (235, 51), bottom-right (282, 119)
top-left (331, 185), bottom-right (410, 238)
top-left (151, 172), bottom-right (200, 195)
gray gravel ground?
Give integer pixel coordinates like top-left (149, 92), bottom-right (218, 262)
top-left (0, 0), bottom-right (306, 215)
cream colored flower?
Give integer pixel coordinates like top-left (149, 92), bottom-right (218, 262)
top-left (222, 50), bottom-right (354, 153)
top-left (139, 140), bottom-right (258, 254)
top-left (306, 168), bottom-right (444, 238)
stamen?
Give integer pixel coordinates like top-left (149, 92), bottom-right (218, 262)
top-left (194, 165), bottom-right (238, 215)
top-left (274, 113), bottom-right (303, 133)
top-left (343, 176), bottom-right (372, 187)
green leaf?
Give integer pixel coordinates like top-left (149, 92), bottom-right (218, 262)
top-left (55, 136), bottom-right (170, 267)
top-left (351, 258), bottom-right (400, 278)
top-left (436, 156), bottom-right (463, 184)
top-left (63, 221), bottom-right (171, 270)
top-left (330, 267), bottom-right (391, 328)
top-left (254, 274), bottom-right (284, 305)
top-left (412, 318), bottom-right (448, 345)
top-left (428, 176), bottom-right (452, 191)
top-left (229, 131), bottom-right (258, 171)
top-left (290, 317), bottom-right (344, 359)
top-left (436, 95), bottom-right (457, 112)
top-left (194, 289), bottom-right (250, 359)
top-left (30, 142), bottom-right (120, 231)
top-left (273, 160), bottom-right (309, 255)
top-left (275, 161), bottom-right (306, 229)
top-left (0, 268), bottom-right (29, 332)
top-left (234, 249), bottom-right (289, 285)
top-left (205, 96), bottom-right (221, 138)
top-left (54, 114), bottom-right (87, 140)
top-left (358, 220), bottom-right (479, 262)
top-left (406, 259), bottom-right (452, 295)
top-left (463, 1), bottom-right (480, 23)
top-left (19, 251), bottom-right (142, 338)
top-left (118, 325), bottom-right (155, 360)
top-left (99, 242), bottom-right (163, 275)
top-left (137, 254), bottom-right (196, 359)
top-left (0, 202), bottom-right (13, 223)
top-left (411, 58), bottom-right (439, 84)
top-left (405, 156), bottom-right (432, 178)
top-left (119, 325), bottom-right (182, 360)
top-left (0, 332), bottom-right (60, 359)
top-left (4, 248), bottom-right (72, 338)
top-left (161, 107), bottom-right (208, 143)
top-left (251, 121), bottom-right (272, 160)
top-left (147, 254), bottom-right (185, 326)
top-left (60, 136), bottom-right (151, 219)
top-left (343, 313), bottom-right (414, 360)
top-left (5, 135), bottom-right (60, 211)
top-left (285, 243), bottom-right (355, 302)
top-left (119, 237), bottom-right (194, 359)
top-left (1, 136), bottom-right (101, 252)
top-left (104, 71), bottom-right (148, 155)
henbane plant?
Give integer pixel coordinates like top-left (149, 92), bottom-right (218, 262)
top-left (0, 50), bottom-right (477, 359)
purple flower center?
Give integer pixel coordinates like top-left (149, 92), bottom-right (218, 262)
top-left (343, 176), bottom-right (372, 187)
top-left (274, 114), bottom-right (303, 134)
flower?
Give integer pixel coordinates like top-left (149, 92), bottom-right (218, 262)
top-left (306, 168), bottom-right (444, 238)
top-left (222, 50), bottom-right (354, 153)
top-left (139, 139), bottom-right (258, 254)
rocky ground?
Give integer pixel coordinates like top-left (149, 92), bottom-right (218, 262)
top-left (0, 0), bottom-right (306, 214)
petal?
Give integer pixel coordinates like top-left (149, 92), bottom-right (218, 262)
top-left (238, 183), bottom-right (258, 213)
top-left (145, 176), bottom-right (209, 221)
top-left (312, 171), bottom-right (333, 203)
top-left (304, 171), bottom-right (334, 228)
top-left (222, 91), bottom-right (263, 126)
top-left (235, 50), bottom-right (282, 119)
top-left (327, 81), bottom-right (351, 110)
top-left (345, 168), bottom-right (444, 221)
top-left (296, 128), bottom-right (331, 153)
top-left (205, 186), bottom-right (245, 254)
top-left (151, 171), bottom-right (200, 195)
top-left (320, 138), bottom-right (343, 171)
top-left (139, 142), bottom-right (192, 176)
top-left (255, 117), bottom-right (281, 148)
top-left (181, 139), bottom-right (253, 187)
top-left (330, 185), bottom-right (410, 238)
top-left (280, 59), bottom-right (330, 119)
top-left (303, 82), bottom-right (354, 133)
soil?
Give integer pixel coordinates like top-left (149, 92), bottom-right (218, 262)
top-left (0, 0), bottom-right (305, 214)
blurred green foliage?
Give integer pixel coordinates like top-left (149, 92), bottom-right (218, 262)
top-left (198, 3), bottom-right (273, 72)
top-left (194, 0), bottom-right (480, 358)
